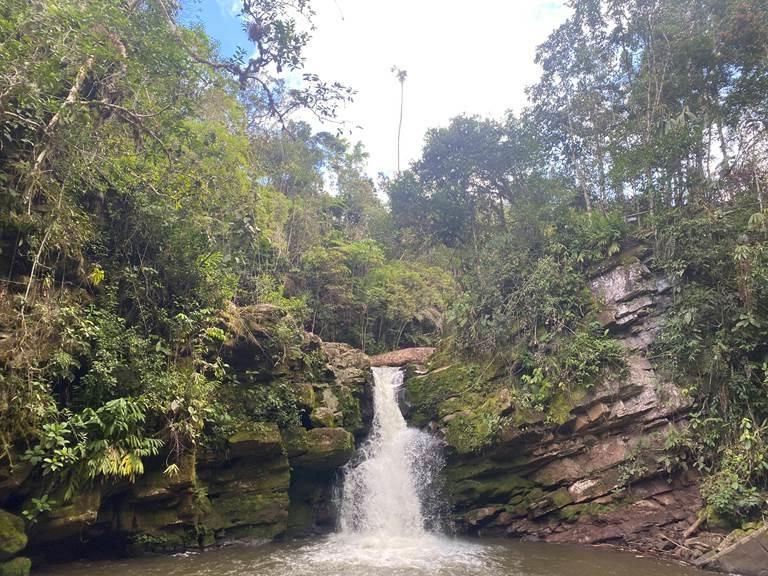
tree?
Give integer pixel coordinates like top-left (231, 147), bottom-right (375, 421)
top-left (392, 66), bottom-right (408, 173)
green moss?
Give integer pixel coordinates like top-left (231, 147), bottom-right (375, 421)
top-left (309, 407), bottom-right (336, 428)
top-left (336, 385), bottom-right (363, 434)
top-left (287, 501), bottom-right (314, 534)
top-left (406, 363), bottom-right (484, 427)
top-left (228, 422), bottom-right (282, 448)
top-left (128, 531), bottom-right (189, 554)
top-left (0, 510), bottom-right (26, 561)
top-left (213, 492), bottom-right (289, 527)
top-left (442, 387), bottom-right (512, 454)
top-left (0, 557), bottom-right (31, 576)
top-left (450, 474), bottom-right (536, 507)
top-left (556, 500), bottom-right (622, 523)
top-left (286, 427), bottom-right (354, 470)
top-left (547, 390), bottom-right (580, 425)
top-left (550, 487), bottom-right (574, 508)
top-left (293, 383), bottom-right (316, 411)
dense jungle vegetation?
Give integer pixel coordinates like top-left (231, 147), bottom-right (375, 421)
top-left (1, 0), bottom-right (768, 531)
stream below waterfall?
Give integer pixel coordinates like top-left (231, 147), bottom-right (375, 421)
top-left (39, 367), bottom-right (707, 576)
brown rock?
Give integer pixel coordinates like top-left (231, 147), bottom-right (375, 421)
top-left (698, 524), bottom-right (768, 576)
top-left (369, 347), bottom-right (435, 367)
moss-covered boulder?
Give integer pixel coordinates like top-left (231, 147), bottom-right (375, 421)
top-left (226, 422), bottom-right (284, 459)
top-left (285, 427), bottom-right (355, 471)
top-left (0, 510), bottom-right (26, 561)
top-left (321, 342), bottom-right (370, 386)
top-left (293, 383), bottom-right (316, 411)
top-left (310, 407), bottom-right (337, 428)
top-left (0, 557), bottom-right (31, 576)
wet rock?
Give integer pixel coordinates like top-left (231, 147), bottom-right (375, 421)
top-left (369, 347), bottom-right (435, 367)
top-left (697, 524), bottom-right (768, 576)
top-left (30, 488), bottom-right (101, 544)
top-left (0, 557), bottom-right (31, 576)
top-left (0, 510), bottom-right (26, 561)
top-left (285, 427), bottom-right (355, 471)
top-left (309, 407), bottom-right (337, 428)
top-left (464, 506), bottom-right (502, 527)
top-left (226, 423), bottom-right (284, 460)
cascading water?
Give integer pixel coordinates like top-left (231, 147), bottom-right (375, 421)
top-left (45, 367), bottom-right (709, 576)
top-left (285, 366), bottom-right (488, 574)
top-left (337, 366), bottom-right (444, 536)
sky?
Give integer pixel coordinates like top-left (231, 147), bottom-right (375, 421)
top-left (183, 0), bottom-right (571, 177)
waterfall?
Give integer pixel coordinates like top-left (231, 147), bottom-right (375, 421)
top-left (338, 366), bottom-right (444, 536)
top-left (286, 366), bottom-right (487, 574)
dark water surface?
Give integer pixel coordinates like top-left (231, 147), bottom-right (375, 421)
top-left (38, 535), bottom-right (709, 576)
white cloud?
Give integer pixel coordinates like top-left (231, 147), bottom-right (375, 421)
top-left (215, 0), bottom-right (240, 17)
top-left (299, 0), bottom-right (570, 178)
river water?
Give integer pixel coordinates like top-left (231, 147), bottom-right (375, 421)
top-left (39, 367), bottom-right (707, 576)
top-left (41, 537), bottom-right (706, 576)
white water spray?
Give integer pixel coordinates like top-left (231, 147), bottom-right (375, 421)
top-left (290, 366), bottom-right (488, 574)
top-left (338, 366), bottom-right (443, 536)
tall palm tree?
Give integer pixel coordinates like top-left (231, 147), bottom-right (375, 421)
top-left (391, 66), bottom-right (407, 173)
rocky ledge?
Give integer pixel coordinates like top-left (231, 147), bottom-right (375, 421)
top-left (370, 347), bottom-right (435, 367)
top-left (404, 248), bottom-right (744, 568)
top-left (0, 305), bottom-right (373, 570)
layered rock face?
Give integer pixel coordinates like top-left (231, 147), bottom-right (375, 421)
top-left (406, 250), bottom-right (709, 562)
top-left (0, 305), bottom-right (371, 565)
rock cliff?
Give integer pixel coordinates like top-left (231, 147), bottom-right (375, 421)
top-left (0, 305), bottom-right (372, 568)
top-left (404, 249), bottom-right (719, 563)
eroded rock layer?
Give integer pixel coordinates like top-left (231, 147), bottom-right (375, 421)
top-left (0, 306), bottom-right (372, 565)
top-left (405, 249), bottom-right (719, 563)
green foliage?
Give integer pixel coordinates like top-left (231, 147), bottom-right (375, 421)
top-left (0, 0), bottom-right (411, 501)
top-left (22, 396), bottom-right (163, 499)
top-left (2, 0), bottom-right (768, 529)
top-left (292, 237), bottom-right (454, 351)
top-left (21, 495), bottom-right (54, 524)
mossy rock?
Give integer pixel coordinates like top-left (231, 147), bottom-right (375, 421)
top-left (310, 407), bottom-right (337, 428)
top-left (406, 362), bottom-right (514, 454)
top-left (212, 491), bottom-right (289, 528)
top-left (406, 363), bottom-right (485, 426)
top-left (287, 500), bottom-right (315, 534)
top-left (203, 455), bottom-right (290, 492)
top-left (336, 385), bottom-right (364, 434)
top-left (286, 427), bottom-right (354, 471)
top-left (449, 474), bottom-right (535, 508)
top-left (0, 557), bottom-right (31, 576)
top-left (0, 510), bottom-right (26, 561)
top-left (132, 452), bottom-right (196, 503)
top-left (128, 531), bottom-right (188, 554)
top-left (293, 383), bottom-right (316, 411)
top-left (29, 488), bottom-right (100, 543)
top-left (437, 386), bottom-right (512, 455)
top-left (227, 422), bottom-right (284, 459)
top-left (131, 506), bottom-right (186, 532)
